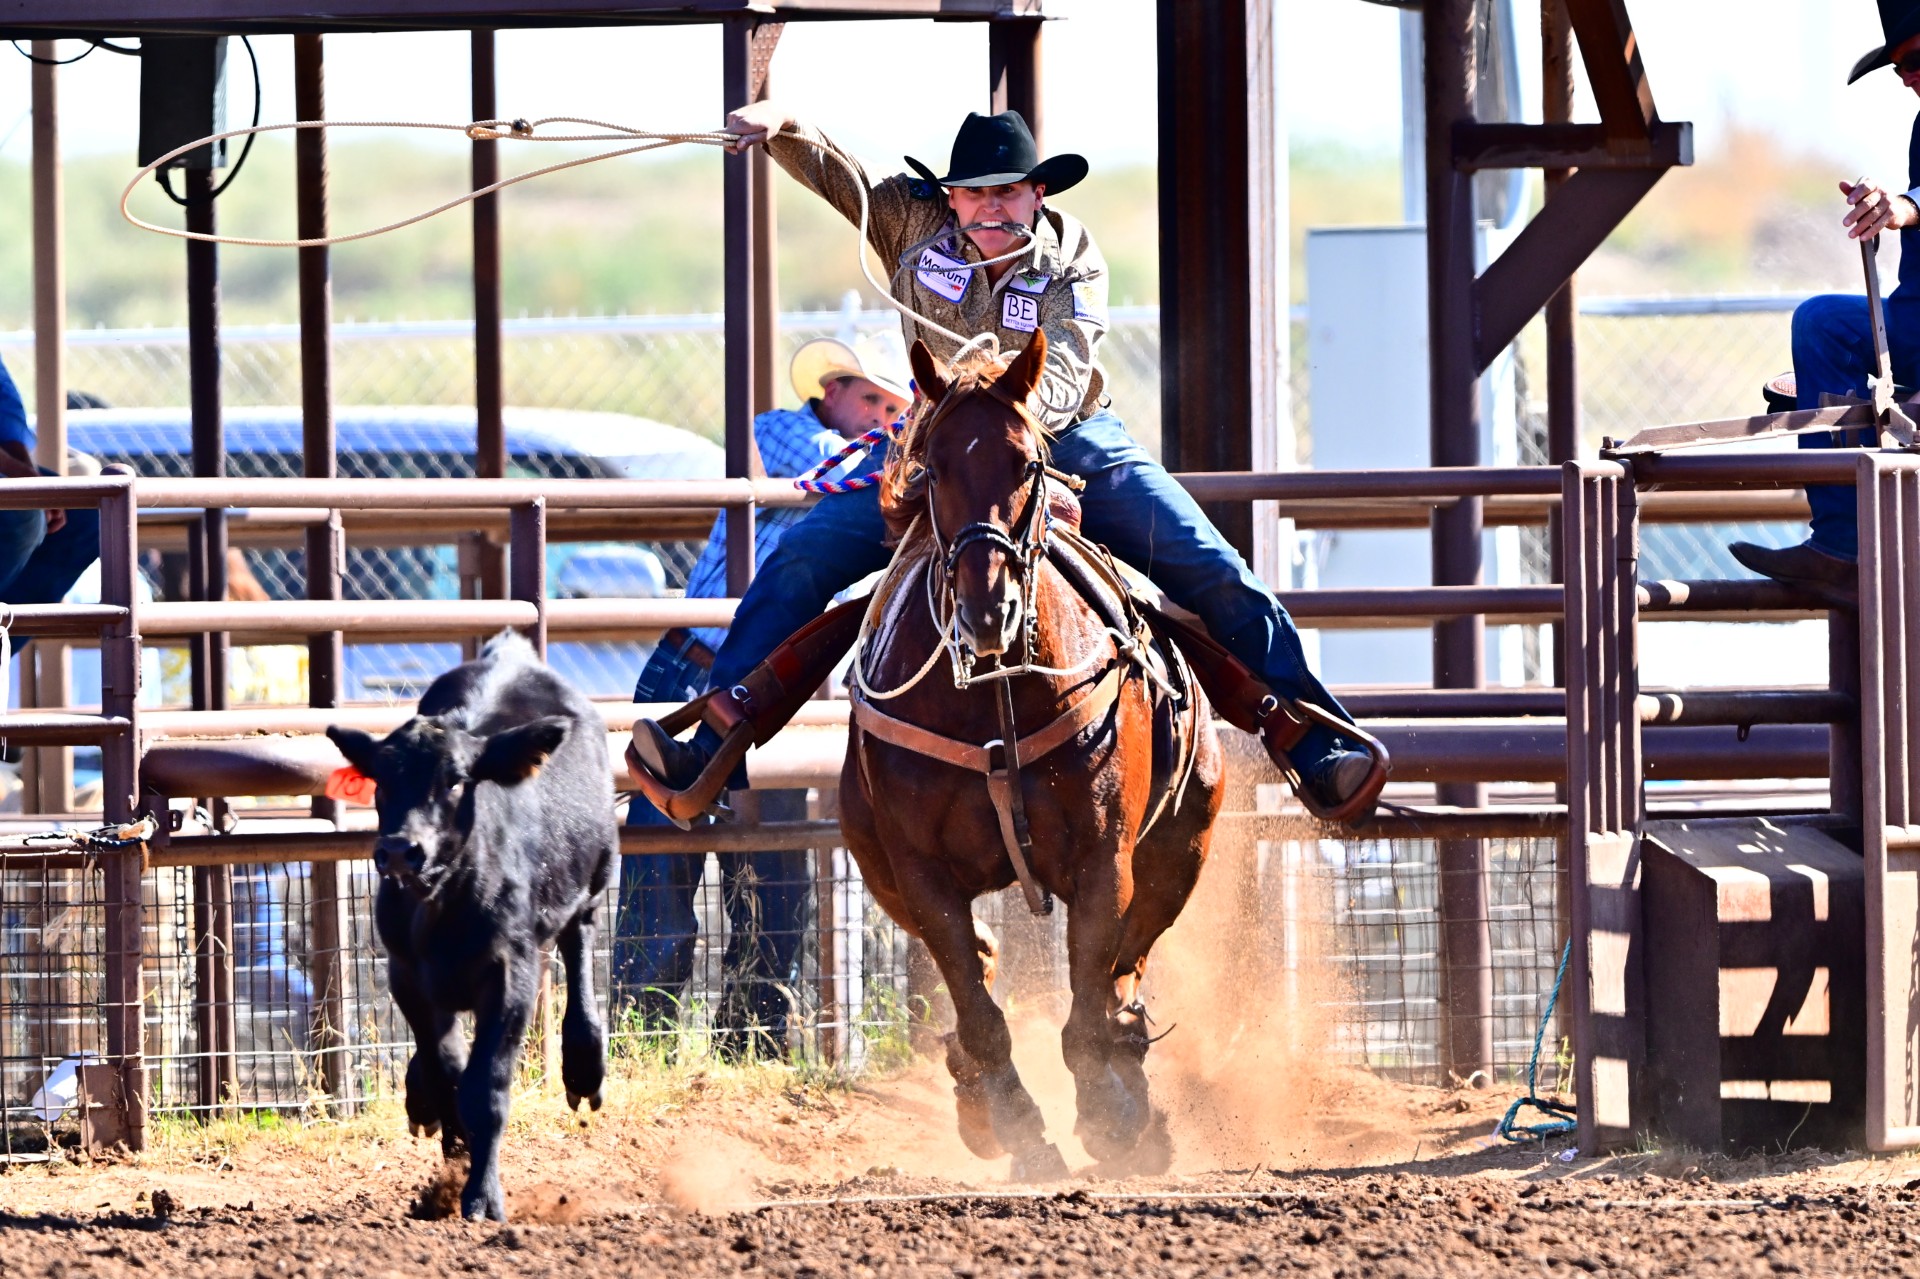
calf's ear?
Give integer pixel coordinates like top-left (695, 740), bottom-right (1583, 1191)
top-left (326, 726), bottom-right (381, 775)
top-left (472, 716), bottom-right (570, 786)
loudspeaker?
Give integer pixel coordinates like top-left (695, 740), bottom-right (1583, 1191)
top-left (138, 36), bottom-right (228, 170)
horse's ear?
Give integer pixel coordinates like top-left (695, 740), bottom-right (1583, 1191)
top-left (909, 340), bottom-right (949, 403)
top-left (1000, 330), bottom-right (1048, 403)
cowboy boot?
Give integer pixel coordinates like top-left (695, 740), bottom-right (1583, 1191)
top-left (627, 594), bottom-right (872, 829)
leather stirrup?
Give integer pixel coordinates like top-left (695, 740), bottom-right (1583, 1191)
top-left (627, 593), bottom-right (870, 828)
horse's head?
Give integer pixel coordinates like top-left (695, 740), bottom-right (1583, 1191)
top-left (888, 333), bottom-right (1051, 661)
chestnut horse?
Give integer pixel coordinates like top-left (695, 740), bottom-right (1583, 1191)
top-left (839, 333), bottom-right (1223, 1179)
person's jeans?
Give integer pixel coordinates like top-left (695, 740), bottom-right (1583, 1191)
top-left (701, 408), bottom-right (1353, 768)
top-left (613, 787), bottom-right (812, 1040)
top-left (1791, 293), bottom-right (1920, 559)
top-left (0, 478), bottom-right (101, 655)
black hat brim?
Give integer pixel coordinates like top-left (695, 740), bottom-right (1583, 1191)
top-left (1852, 43), bottom-right (1890, 83)
top-left (902, 152), bottom-right (1089, 196)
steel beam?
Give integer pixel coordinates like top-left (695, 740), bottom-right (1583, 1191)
top-left (1452, 120), bottom-right (1689, 172)
top-left (721, 17), bottom-right (762, 594)
top-left (1155, 0), bottom-right (1262, 556)
top-left (989, 15), bottom-right (1043, 140)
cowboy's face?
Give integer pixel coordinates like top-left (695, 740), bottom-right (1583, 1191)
top-left (948, 181), bottom-right (1045, 260)
top-left (1898, 33), bottom-right (1920, 95)
top-left (818, 375), bottom-right (909, 439)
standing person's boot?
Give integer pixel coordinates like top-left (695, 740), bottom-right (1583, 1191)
top-left (1727, 539), bottom-right (1858, 607)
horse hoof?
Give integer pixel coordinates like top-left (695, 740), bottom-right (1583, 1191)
top-left (1010, 1142), bottom-right (1069, 1184)
top-left (1094, 1107), bottom-right (1174, 1178)
top-left (409, 1120), bottom-right (440, 1139)
top-left (954, 1087), bottom-right (1006, 1159)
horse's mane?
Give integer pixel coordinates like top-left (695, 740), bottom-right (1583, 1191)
top-left (877, 346), bottom-right (1048, 543)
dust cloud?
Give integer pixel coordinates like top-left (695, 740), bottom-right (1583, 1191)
top-left (657, 1129), bottom-right (761, 1214)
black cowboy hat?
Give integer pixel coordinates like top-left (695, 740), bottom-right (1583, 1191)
top-left (904, 110), bottom-right (1088, 194)
top-left (1850, 0), bottom-right (1920, 82)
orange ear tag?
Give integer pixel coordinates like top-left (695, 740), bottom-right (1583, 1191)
top-left (325, 765), bottom-right (376, 806)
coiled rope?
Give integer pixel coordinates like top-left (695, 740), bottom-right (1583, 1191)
top-left (1492, 939), bottom-right (1579, 1143)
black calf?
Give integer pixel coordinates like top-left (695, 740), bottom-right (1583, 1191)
top-left (327, 631), bottom-right (615, 1221)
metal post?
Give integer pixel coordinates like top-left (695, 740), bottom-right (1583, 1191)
top-left (31, 40), bottom-right (72, 815)
top-left (721, 19), bottom-right (767, 595)
top-left (1542, 0), bottom-right (1578, 467)
top-left (186, 168), bottom-right (229, 708)
top-left (466, 29), bottom-right (506, 654)
top-left (184, 162), bottom-right (238, 1112)
top-left (508, 498), bottom-right (547, 658)
top-left (748, 25), bottom-right (782, 422)
top-left (1155, 0), bottom-right (1257, 556)
top-left (294, 32), bottom-right (349, 1110)
top-left (989, 16), bottom-right (1044, 141)
top-left (1425, 0), bottom-right (1492, 1085)
top-left (96, 471), bottom-right (146, 1148)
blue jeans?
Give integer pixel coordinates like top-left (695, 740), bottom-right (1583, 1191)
top-left (614, 787), bottom-right (812, 1035)
top-left (1791, 293), bottom-right (1920, 558)
top-left (703, 409), bottom-right (1352, 768)
top-left (0, 477), bottom-right (102, 652)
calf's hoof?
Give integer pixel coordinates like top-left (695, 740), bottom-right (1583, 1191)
top-left (1009, 1141), bottom-right (1069, 1184)
top-left (565, 1089), bottom-right (604, 1112)
top-left (461, 1189), bottom-right (507, 1222)
top-left (409, 1120), bottom-right (440, 1140)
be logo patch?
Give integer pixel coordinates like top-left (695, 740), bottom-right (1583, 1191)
top-left (1002, 291), bottom-right (1040, 333)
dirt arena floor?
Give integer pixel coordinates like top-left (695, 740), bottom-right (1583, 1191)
top-left (5, 844), bottom-right (1908, 1276)
top-left (4, 1049), bottom-right (1920, 1279)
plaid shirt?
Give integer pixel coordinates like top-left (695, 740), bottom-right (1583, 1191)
top-left (678, 401), bottom-right (856, 652)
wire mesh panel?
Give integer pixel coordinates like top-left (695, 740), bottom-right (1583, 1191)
top-left (0, 859), bottom-right (107, 1158)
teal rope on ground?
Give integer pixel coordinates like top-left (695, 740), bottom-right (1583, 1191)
top-left (1493, 938), bottom-right (1578, 1143)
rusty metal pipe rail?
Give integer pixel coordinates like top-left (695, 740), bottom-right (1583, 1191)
top-left (137, 699), bottom-right (852, 740)
top-left (0, 474), bottom-right (130, 507)
top-left (1625, 452), bottom-right (1864, 487)
top-left (0, 713), bottom-right (132, 743)
top-left (135, 476), bottom-right (808, 511)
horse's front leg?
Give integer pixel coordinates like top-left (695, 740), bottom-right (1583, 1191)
top-left (899, 864), bottom-right (1065, 1181)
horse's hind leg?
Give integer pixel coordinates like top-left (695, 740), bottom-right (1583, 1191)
top-left (1092, 817), bottom-right (1218, 1175)
top-left (1060, 846), bottom-right (1153, 1165)
top-left (945, 917), bottom-right (1006, 1159)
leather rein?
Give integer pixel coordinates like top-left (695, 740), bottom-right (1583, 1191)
top-left (850, 378), bottom-right (1132, 917)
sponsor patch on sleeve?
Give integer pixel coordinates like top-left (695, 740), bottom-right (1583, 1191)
top-left (1001, 291), bottom-right (1040, 334)
top-left (1071, 280), bottom-right (1106, 325)
top-left (915, 248), bottom-right (969, 303)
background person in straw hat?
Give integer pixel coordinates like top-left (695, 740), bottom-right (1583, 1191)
top-left (614, 334), bottom-right (909, 1059)
top-left (629, 105), bottom-right (1377, 815)
top-left (1729, 0), bottom-right (1920, 605)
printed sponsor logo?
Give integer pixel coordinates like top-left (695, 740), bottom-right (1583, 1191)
top-left (1071, 281), bottom-right (1106, 325)
top-left (916, 248), bottom-right (969, 303)
top-left (1009, 271), bottom-right (1052, 295)
top-left (1002, 292), bottom-right (1040, 334)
